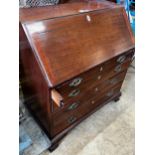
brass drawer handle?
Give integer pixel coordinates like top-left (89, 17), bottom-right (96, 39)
top-left (109, 78), bottom-right (118, 85)
top-left (68, 116), bottom-right (77, 124)
top-left (69, 78), bottom-right (83, 87)
top-left (68, 89), bottom-right (80, 97)
top-left (67, 102), bottom-right (79, 110)
top-left (117, 55), bottom-right (126, 63)
top-left (114, 65), bottom-right (122, 73)
top-left (106, 90), bottom-right (114, 97)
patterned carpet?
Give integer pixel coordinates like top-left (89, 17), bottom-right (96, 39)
top-left (19, 0), bottom-right (60, 8)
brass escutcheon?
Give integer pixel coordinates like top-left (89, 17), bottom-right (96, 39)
top-left (117, 55), bottom-right (126, 63)
top-left (114, 65), bottom-right (122, 73)
top-left (69, 78), bottom-right (83, 87)
top-left (67, 116), bottom-right (77, 124)
top-left (67, 102), bottom-right (79, 110)
top-left (106, 90), bottom-right (114, 97)
top-left (68, 89), bottom-right (80, 97)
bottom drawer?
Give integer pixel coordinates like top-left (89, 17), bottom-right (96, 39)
top-left (52, 82), bottom-right (122, 135)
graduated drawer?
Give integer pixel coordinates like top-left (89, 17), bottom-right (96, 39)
top-left (53, 71), bottom-right (127, 113)
top-left (55, 50), bottom-right (134, 102)
top-left (52, 82), bottom-right (123, 135)
top-left (53, 62), bottom-right (129, 112)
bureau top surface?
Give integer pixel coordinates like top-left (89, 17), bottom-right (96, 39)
top-left (20, 1), bottom-right (134, 88)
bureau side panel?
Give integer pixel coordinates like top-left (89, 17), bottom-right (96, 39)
top-left (20, 23), bottom-right (52, 138)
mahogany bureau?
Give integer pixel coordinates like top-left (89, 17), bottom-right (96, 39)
top-left (19, 1), bottom-right (135, 151)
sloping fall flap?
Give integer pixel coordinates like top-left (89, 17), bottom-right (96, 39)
top-left (22, 4), bottom-right (134, 87)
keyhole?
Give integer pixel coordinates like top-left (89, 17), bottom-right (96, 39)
top-left (86, 15), bottom-right (91, 22)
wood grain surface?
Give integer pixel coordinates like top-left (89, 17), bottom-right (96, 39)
top-left (19, 1), bottom-right (135, 147)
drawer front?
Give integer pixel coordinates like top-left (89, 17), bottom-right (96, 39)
top-left (65, 71), bottom-right (126, 106)
top-left (52, 82), bottom-right (123, 135)
top-left (55, 50), bottom-right (133, 103)
top-left (53, 70), bottom-right (127, 113)
top-left (53, 61), bottom-right (129, 112)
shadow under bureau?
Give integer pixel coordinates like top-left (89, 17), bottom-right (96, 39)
top-left (19, 1), bottom-right (135, 151)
